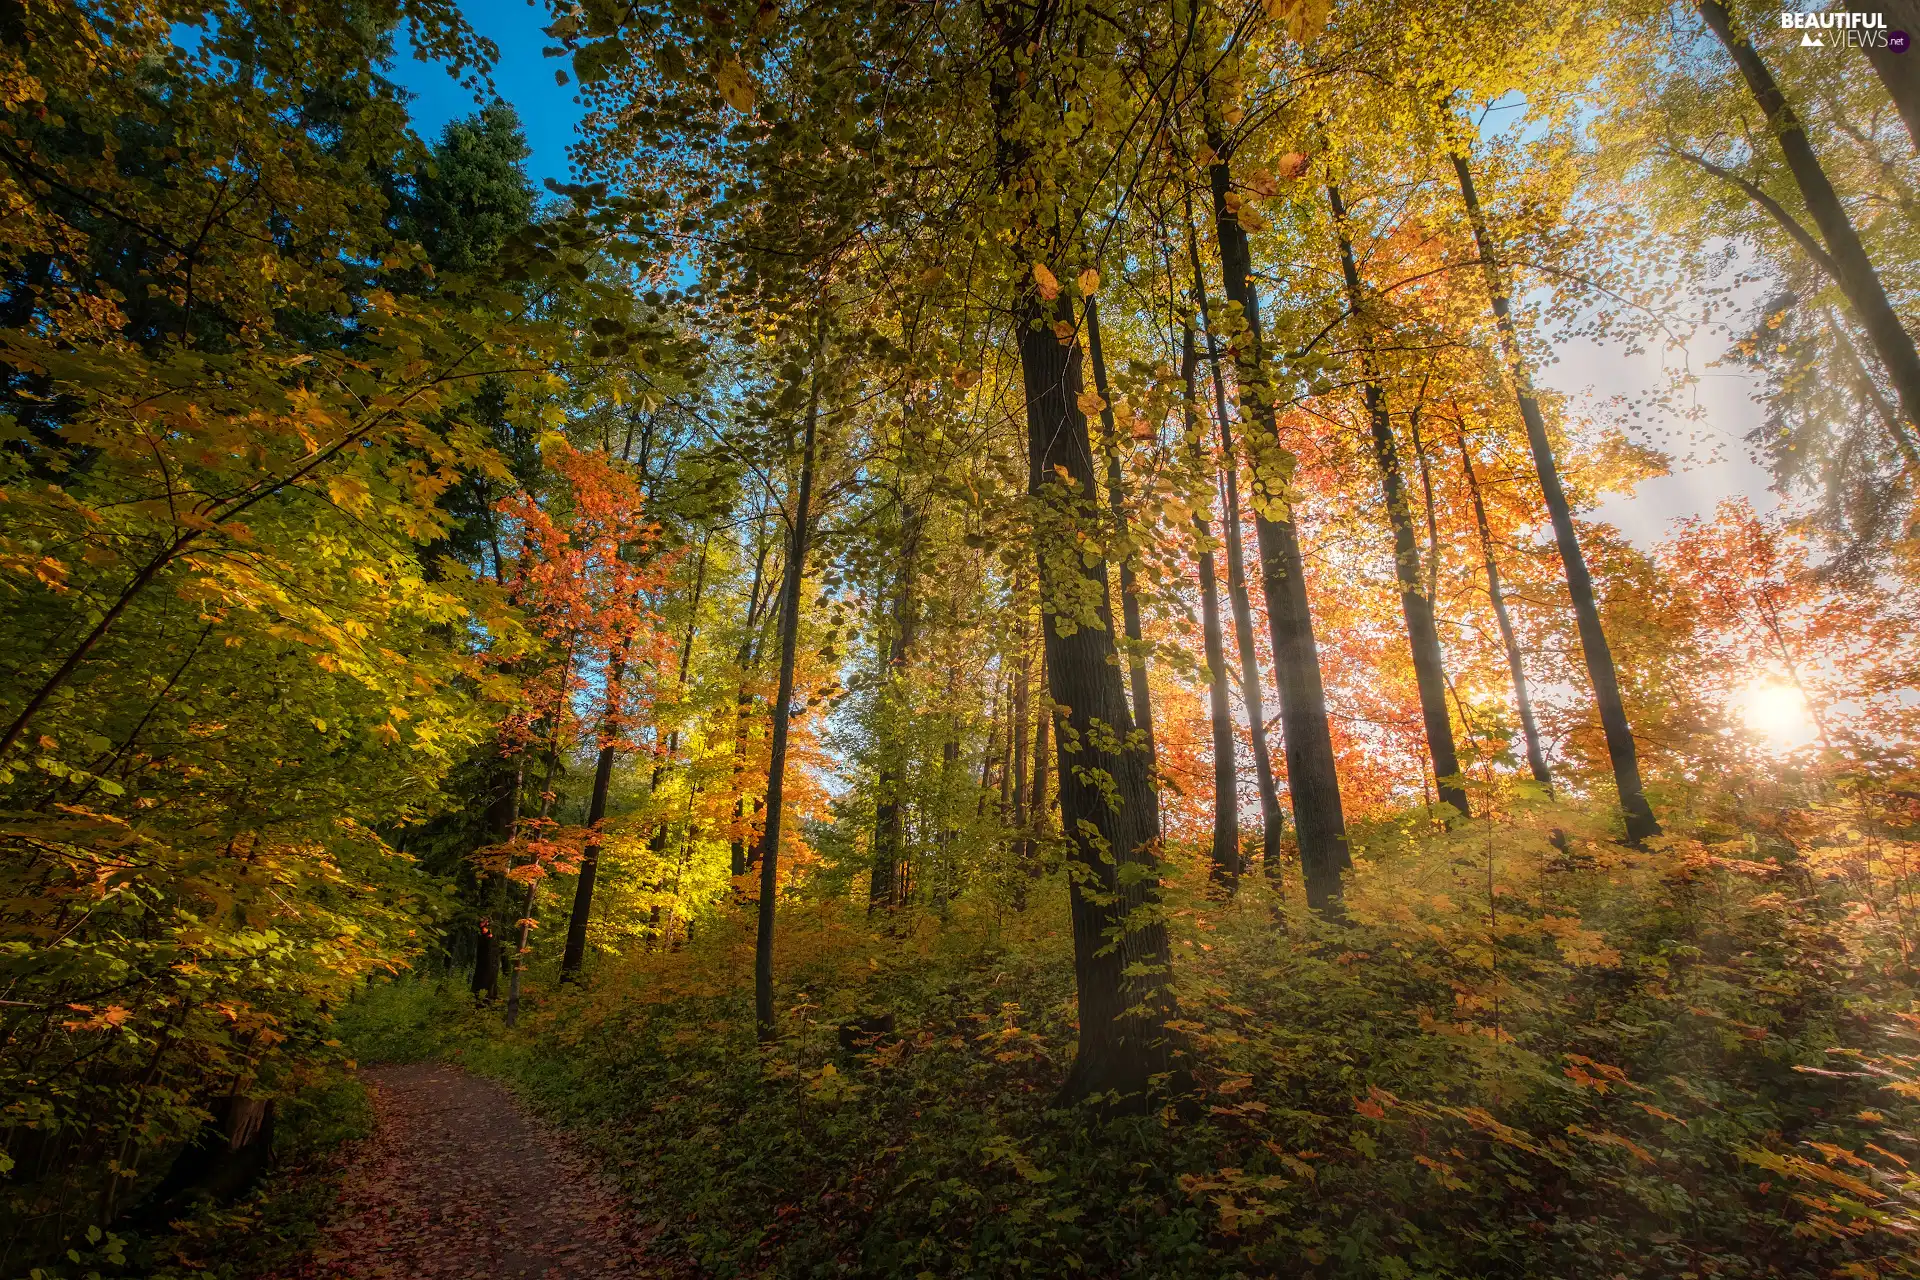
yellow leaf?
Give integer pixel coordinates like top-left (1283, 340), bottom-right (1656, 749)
top-left (716, 59), bottom-right (756, 111)
top-left (1077, 267), bottom-right (1100, 296)
top-left (1052, 320), bottom-right (1075, 343)
top-left (1076, 390), bottom-right (1107, 416)
top-left (1032, 262), bottom-right (1060, 301)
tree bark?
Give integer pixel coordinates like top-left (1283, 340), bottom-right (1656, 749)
top-left (1328, 185), bottom-right (1470, 820)
top-left (1021, 291), bottom-right (1176, 1106)
top-left (1845, 0), bottom-right (1920, 154)
top-left (1207, 144), bottom-right (1351, 909)
top-left (1086, 296), bottom-right (1155, 758)
top-left (1451, 150), bottom-right (1660, 843)
top-left (1457, 427), bottom-right (1553, 789)
top-left (1698, 0), bottom-right (1920, 432)
top-left (1185, 324), bottom-right (1241, 887)
top-left (1190, 226), bottom-right (1284, 876)
top-left (754, 316), bottom-right (824, 1043)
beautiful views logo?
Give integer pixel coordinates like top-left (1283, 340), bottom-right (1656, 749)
top-left (1778, 8), bottom-right (1907, 49)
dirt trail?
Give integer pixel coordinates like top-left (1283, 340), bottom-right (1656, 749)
top-left (277, 1062), bottom-right (660, 1279)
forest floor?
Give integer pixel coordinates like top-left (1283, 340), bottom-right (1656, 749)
top-left (268, 1063), bottom-right (665, 1280)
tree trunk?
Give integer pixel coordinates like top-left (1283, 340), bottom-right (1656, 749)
top-left (730, 517), bottom-right (776, 879)
top-left (1186, 324), bottom-right (1241, 887)
top-left (560, 701), bottom-right (619, 980)
top-left (1328, 185), bottom-right (1470, 820)
top-left (1207, 145), bottom-right (1351, 909)
top-left (1845, 0), bottom-right (1920, 154)
top-left (754, 318), bottom-right (823, 1043)
top-left (471, 755), bottom-right (520, 1002)
top-left (1190, 226), bottom-right (1284, 876)
top-left (1698, 0), bottom-right (1920, 432)
top-left (1009, 593), bottom-right (1032, 864)
top-left (1451, 150), bottom-right (1660, 843)
top-left (1029, 648), bottom-right (1050, 842)
top-left (1086, 296), bottom-right (1155, 758)
top-left (1457, 428), bottom-right (1553, 788)
top-left (1021, 291), bottom-right (1176, 1107)
top-left (869, 508), bottom-right (921, 910)
top-left (505, 731), bottom-right (563, 1030)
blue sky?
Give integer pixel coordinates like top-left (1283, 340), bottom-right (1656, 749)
top-left (386, 0), bottom-right (584, 190)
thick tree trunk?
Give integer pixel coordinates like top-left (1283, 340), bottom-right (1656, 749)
top-left (1208, 147), bottom-right (1351, 910)
top-left (1190, 228), bottom-right (1284, 876)
top-left (1328, 185), bottom-right (1470, 820)
top-left (1086, 297), bottom-right (1155, 757)
top-left (1845, 0), bottom-right (1920, 155)
top-left (1451, 151), bottom-right (1660, 843)
top-left (1698, 0), bottom-right (1920, 431)
top-left (1185, 325), bottom-right (1241, 887)
top-left (754, 320), bottom-right (823, 1043)
top-left (1458, 430), bottom-right (1553, 789)
top-left (1023, 292), bottom-right (1176, 1106)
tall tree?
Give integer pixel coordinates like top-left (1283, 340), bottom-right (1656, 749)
top-left (1327, 184), bottom-right (1470, 820)
top-left (1206, 135), bottom-right (1351, 909)
top-left (1457, 425), bottom-right (1553, 789)
top-left (1450, 150), bottom-right (1661, 843)
top-left (1185, 324), bottom-right (1242, 886)
top-left (1190, 228), bottom-right (1286, 875)
top-left (1695, 0), bottom-right (1920, 433)
top-left (1086, 295), bottom-right (1156, 757)
top-left (754, 314), bottom-right (825, 1041)
top-left (989, 0), bottom-right (1177, 1105)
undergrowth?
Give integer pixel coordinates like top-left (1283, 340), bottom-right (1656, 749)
top-left (334, 789), bottom-right (1920, 1279)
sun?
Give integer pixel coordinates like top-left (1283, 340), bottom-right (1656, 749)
top-left (1734, 677), bottom-right (1818, 750)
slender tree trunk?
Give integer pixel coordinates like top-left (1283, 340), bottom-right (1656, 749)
top-left (754, 317), bottom-right (823, 1043)
top-left (1698, 0), bottom-right (1920, 431)
top-left (1207, 143), bottom-right (1350, 909)
top-left (471, 756), bottom-right (521, 1002)
top-left (1451, 151), bottom-right (1660, 843)
top-left (506, 724), bottom-right (565, 1029)
top-left (1328, 185), bottom-right (1470, 820)
top-left (560, 659), bottom-right (624, 980)
top-left (977, 668), bottom-right (1004, 816)
top-left (1845, 0), bottom-right (1920, 155)
top-left (563, 529), bottom-right (706, 980)
top-left (730, 518), bottom-right (776, 879)
top-left (1029, 648), bottom-right (1051, 851)
top-left (1190, 226), bottom-right (1284, 875)
top-left (1186, 325), bottom-right (1241, 887)
top-left (1457, 428), bottom-right (1553, 789)
top-left (1086, 296), bottom-right (1155, 757)
top-left (1020, 290), bottom-right (1176, 1106)
top-left (869, 508), bottom-right (921, 910)
top-left (1010, 593), bottom-right (1032, 861)
top-left (1830, 309), bottom-right (1920, 475)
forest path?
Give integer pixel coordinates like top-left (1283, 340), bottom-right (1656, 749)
top-left (277, 1062), bottom-right (662, 1279)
